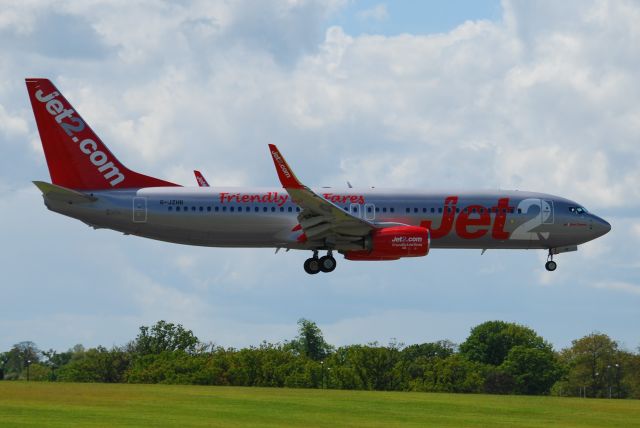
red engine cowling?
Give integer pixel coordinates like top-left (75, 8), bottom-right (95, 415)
top-left (344, 226), bottom-right (430, 261)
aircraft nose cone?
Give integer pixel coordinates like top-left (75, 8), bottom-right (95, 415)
top-left (592, 215), bottom-right (611, 237)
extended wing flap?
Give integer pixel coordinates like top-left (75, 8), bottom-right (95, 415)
top-left (33, 181), bottom-right (97, 204)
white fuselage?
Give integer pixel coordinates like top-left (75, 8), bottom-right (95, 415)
top-left (43, 186), bottom-right (611, 252)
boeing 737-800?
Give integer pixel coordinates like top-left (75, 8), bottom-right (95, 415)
top-left (27, 78), bottom-right (611, 274)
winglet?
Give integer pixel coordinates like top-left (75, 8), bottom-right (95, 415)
top-left (268, 144), bottom-right (304, 189)
top-left (194, 170), bottom-right (210, 187)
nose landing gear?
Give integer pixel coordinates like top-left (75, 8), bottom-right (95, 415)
top-left (304, 250), bottom-right (337, 274)
top-left (545, 249), bottom-right (557, 271)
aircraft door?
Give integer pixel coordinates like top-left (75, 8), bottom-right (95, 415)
top-left (133, 197), bottom-right (147, 223)
top-left (541, 199), bottom-right (554, 224)
top-left (364, 203), bottom-right (376, 221)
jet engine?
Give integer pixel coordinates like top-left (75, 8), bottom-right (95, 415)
top-left (344, 226), bottom-right (430, 261)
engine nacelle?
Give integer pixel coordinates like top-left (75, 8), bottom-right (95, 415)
top-left (344, 226), bottom-right (430, 261)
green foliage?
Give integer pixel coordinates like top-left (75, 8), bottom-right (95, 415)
top-left (500, 345), bottom-right (562, 394)
top-left (129, 321), bottom-right (200, 356)
top-left (459, 321), bottom-right (549, 366)
top-left (285, 319), bottom-right (333, 361)
top-left (2, 341), bottom-right (40, 380)
top-left (556, 333), bottom-right (630, 398)
top-left (2, 320), bottom-right (637, 400)
top-left (57, 346), bottom-right (130, 383)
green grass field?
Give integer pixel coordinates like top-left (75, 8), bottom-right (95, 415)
top-left (0, 382), bottom-right (639, 427)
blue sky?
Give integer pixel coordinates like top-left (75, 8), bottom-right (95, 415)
top-left (0, 0), bottom-right (639, 353)
top-left (332, 1), bottom-right (501, 35)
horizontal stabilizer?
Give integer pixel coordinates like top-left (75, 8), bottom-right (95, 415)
top-left (33, 181), bottom-right (97, 204)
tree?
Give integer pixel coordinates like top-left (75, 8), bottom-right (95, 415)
top-left (42, 349), bottom-right (73, 381)
top-left (287, 319), bottom-right (333, 361)
top-left (459, 321), bottom-right (550, 366)
top-left (0, 352), bottom-right (8, 380)
top-left (57, 346), bottom-right (130, 382)
top-left (558, 333), bottom-right (622, 398)
top-left (401, 341), bottom-right (456, 361)
top-left (500, 345), bottom-right (561, 394)
top-left (129, 321), bottom-right (200, 356)
top-left (2, 342), bottom-right (41, 380)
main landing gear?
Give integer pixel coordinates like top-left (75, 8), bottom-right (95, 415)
top-left (545, 249), bottom-right (557, 272)
top-left (304, 250), bottom-right (337, 275)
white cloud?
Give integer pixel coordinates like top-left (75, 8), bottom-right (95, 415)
top-left (0, 0), bottom-right (638, 351)
top-left (593, 281), bottom-right (640, 296)
top-left (0, 103), bottom-right (28, 138)
top-left (356, 4), bottom-right (388, 23)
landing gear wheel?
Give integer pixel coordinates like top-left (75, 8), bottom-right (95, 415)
top-left (319, 255), bottom-right (337, 273)
top-left (304, 258), bottom-right (321, 275)
top-left (545, 249), bottom-right (557, 272)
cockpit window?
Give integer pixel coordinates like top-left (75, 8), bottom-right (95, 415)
top-left (569, 206), bottom-right (588, 214)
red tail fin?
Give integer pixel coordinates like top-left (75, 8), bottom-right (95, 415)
top-left (26, 78), bottom-right (179, 190)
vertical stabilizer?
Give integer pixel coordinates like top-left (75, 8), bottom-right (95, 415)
top-left (26, 78), bottom-right (179, 190)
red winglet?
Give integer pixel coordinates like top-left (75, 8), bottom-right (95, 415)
top-left (194, 170), bottom-right (209, 187)
top-left (268, 144), bottom-right (303, 189)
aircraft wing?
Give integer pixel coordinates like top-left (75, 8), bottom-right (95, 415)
top-left (268, 144), bottom-right (375, 247)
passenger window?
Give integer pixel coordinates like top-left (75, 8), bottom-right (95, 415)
top-left (199, 206), bottom-right (203, 212)
top-left (375, 207), bottom-right (380, 212)
top-left (296, 207), bottom-right (301, 212)
top-left (390, 207), bottom-right (395, 213)
top-left (222, 206), bottom-right (227, 212)
top-left (406, 208), bottom-right (410, 213)
top-left (438, 207), bottom-right (442, 213)
top-left (456, 208), bottom-right (460, 213)
top-left (367, 207), bottom-right (372, 213)
top-left (517, 208), bottom-right (522, 214)
top-left (280, 207), bottom-right (284, 212)
top-left (230, 207), bottom-right (234, 212)
top-left (168, 206), bottom-right (173, 211)
top-left (255, 207), bottom-right (259, 212)
top-left (431, 208), bottom-right (435, 213)
top-left (414, 208), bottom-right (418, 213)
top-left (207, 206), bottom-right (211, 212)
top-left (288, 206), bottom-right (293, 212)
top-left (215, 206), bottom-right (219, 212)
top-left (191, 206), bottom-right (196, 211)
top-left (383, 207), bottom-right (387, 213)
top-left (263, 206), bottom-right (268, 212)
top-left (271, 207), bottom-right (276, 212)
top-left (422, 208), bottom-right (427, 213)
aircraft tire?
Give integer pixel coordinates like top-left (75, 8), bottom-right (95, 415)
top-left (319, 255), bottom-right (337, 273)
top-left (545, 261), bottom-right (557, 271)
top-left (304, 258), bottom-right (321, 275)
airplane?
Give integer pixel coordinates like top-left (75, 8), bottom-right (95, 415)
top-left (26, 78), bottom-right (611, 275)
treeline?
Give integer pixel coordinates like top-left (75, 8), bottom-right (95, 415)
top-left (2, 319), bottom-right (639, 398)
